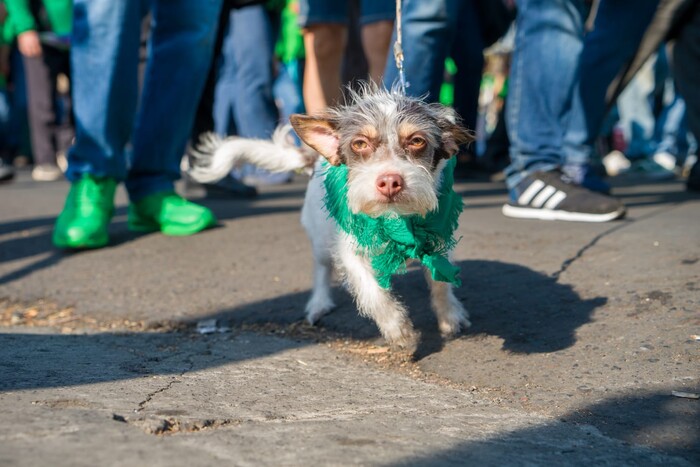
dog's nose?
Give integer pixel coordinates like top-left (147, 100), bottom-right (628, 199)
top-left (376, 173), bottom-right (404, 198)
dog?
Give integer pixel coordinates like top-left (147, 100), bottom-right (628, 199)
top-left (189, 86), bottom-right (474, 353)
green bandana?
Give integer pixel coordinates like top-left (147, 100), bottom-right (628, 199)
top-left (322, 157), bottom-right (463, 289)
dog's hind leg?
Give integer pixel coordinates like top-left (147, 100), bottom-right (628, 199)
top-left (305, 255), bottom-right (335, 324)
top-left (302, 173), bottom-right (336, 324)
top-left (337, 234), bottom-right (419, 353)
top-left (425, 270), bottom-right (471, 338)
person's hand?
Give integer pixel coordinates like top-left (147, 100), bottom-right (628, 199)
top-left (17, 30), bottom-right (42, 57)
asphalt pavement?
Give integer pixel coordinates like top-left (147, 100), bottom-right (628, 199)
top-left (0, 170), bottom-right (698, 466)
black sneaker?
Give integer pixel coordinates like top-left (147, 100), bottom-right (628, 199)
top-left (503, 170), bottom-right (626, 222)
top-left (0, 159), bottom-right (15, 183)
top-left (203, 175), bottom-right (258, 199)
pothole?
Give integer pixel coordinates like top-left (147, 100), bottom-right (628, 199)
top-left (112, 413), bottom-right (240, 436)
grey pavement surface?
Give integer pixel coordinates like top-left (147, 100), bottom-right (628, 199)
top-left (0, 170), bottom-right (698, 466)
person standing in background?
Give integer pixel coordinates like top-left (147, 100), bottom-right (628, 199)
top-left (53, 0), bottom-right (222, 249)
top-left (299, 0), bottom-right (394, 114)
top-left (3, 0), bottom-right (72, 181)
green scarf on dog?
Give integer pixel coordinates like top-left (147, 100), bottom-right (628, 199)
top-left (322, 157), bottom-right (463, 289)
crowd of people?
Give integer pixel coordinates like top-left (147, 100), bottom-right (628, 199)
top-left (0, 0), bottom-right (697, 248)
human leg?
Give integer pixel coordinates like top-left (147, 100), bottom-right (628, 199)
top-left (504, 0), bottom-right (587, 190)
top-left (54, 49), bottom-right (73, 164)
top-left (673, 1), bottom-right (700, 190)
top-left (67, 0), bottom-right (142, 183)
top-left (299, 0), bottom-right (348, 113)
top-left (382, 0), bottom-right (458, 100)
top-left (126, 0), bottom-right (222, 234)
top-left (126, 0), bottom-right (223, 202)
top-left (564, 0), bottom-right (660, 170)
top-left (54, 0), bottom-right (142, 248)
top-left (502, 0), bottom-right (627, 221)
top-left (358, 0), bottom-right (394, 84)
top-left (0, 88), bottom-right (15, 181)
top-left (22, 47), bottom-right (59, 168)
top-left (274, 60), bottom-right (305, 122)
top-left (229, 5), bottom-right (290, 185)
top-left (360, 20), bottom-right (393, 84)
top-left (228, 5), bottom-right (278, 139)
top-left (450, 0), bottom-right (484, 134)
top-left (302, 24), bottom-right (347, 113)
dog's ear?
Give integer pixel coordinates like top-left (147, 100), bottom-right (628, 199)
top-left (290, 114), bottom-right (343, 166)
top-left (434, 107), bottom-right (475, 160)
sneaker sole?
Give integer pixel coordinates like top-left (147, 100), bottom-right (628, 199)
top-left (32, 172), bottom-right (63, 182)
top-left (502, 204), bottom-right (626, 222)
top-left (128, 216), bottom-right (217, 236)
top-left (52, 231), bottom-right (109, 249)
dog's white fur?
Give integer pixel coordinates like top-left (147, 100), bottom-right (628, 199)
top-left (188, 125), bottom-right (314, 183)
top-left (189, 88), bottom-right (471, 352)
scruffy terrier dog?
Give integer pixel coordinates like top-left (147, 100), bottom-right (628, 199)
top-left (189, 86), bottom-right (473, 353)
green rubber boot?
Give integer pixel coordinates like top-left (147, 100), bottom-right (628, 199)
top-left (53, 174), bottom-right (117, 249)
top-left (128, 191), bottom-right (217, 236)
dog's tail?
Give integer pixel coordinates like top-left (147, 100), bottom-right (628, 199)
top-left (187, 125), bottom-right (317, 184)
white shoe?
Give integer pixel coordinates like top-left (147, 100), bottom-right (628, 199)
top-left (603, 150), bottom-right (631, 176)
top-left (56, 151), bottom-right (68, 173)
top-left (682, 154), bottom-right (697, 178)
top-left (652, 152), bottom-right (677, 171)
top-left (32, 164), bottom-right (63, 181)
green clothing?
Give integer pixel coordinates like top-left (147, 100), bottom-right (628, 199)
top-left (322, 157), bottom-right (463, 289)
top-left (274, 0), bottom-right (304, 63)
top-left (3, 0), bottom-right (72, 42)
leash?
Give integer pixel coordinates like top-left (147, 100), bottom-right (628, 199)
top-left (393, 0), bottom-right (409, 95)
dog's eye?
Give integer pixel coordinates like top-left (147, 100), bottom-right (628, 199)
top-left (409, 136), bottom-right (426, 148)
top-left (351, 139), bottom-right (369, 151)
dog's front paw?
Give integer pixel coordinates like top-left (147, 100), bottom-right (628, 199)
top-left (385, 324), bottom-right (420, 356)
top-left (305, 295), bottom-right (335, 325)
top-left (438, 302), bottom-right (471, 339)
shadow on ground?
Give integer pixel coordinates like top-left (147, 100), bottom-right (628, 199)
top-left (388, 391), bottom-right (699, 465)
top-left (2, 258), bottom-right (697, 462)
top-left (0, 189), bottom-right (304, 285)
top-left (1, 259), bottom-right (604, 393)
top-left (2, 332), bottom-right (696, 463)
top-left (203, 259), bottom-right (606, 358)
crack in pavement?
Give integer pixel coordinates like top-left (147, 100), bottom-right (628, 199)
top-left (550, 222), bottom-right (631, 280)
top-left (134, 354), bottom-right (196, 413)
top-left (550, 203), bottom-right (687, 281)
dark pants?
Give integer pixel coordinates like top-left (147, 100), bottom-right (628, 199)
top-left (674, 2), bottom-right (700, 140)
top-left (22, 45), bottom-right (73, 166)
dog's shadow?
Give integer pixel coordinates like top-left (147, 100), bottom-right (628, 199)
top-left (212, 259), bottom-right (606, 360)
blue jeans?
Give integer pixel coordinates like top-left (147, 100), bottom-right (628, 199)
top-left (68, 0), bottom-right (222, 201)
top-left (382, 0), bottom-right (459, 101)
top-left (505, 0), bottom-right (659, 190)
top-left (274, 60), bottom-right (305, 123)
top-left (8, 48), bottom-right (29, 157)
top-left (213, 5), bottom-right (278, 139)
top-left (653, 48), bottom-right (696, 162)
top-left (0, 89), bottom-right (10, 154)
top-left (450, 0), bottom-right (485, 131)
top-left (616, 62), bottom-right (656, 159)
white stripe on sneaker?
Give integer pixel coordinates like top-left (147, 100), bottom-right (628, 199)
top-left (502, 203), bottom-right (626, 222)
top-left (531, 185), bottom-right (557, 208)
top-left (544, 190), bottom-right (567, 209)
top-left (517, 180), bottom-right (545, 205)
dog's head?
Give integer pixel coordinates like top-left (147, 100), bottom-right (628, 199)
top-left (290, 86), bottom-right (473, 217)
